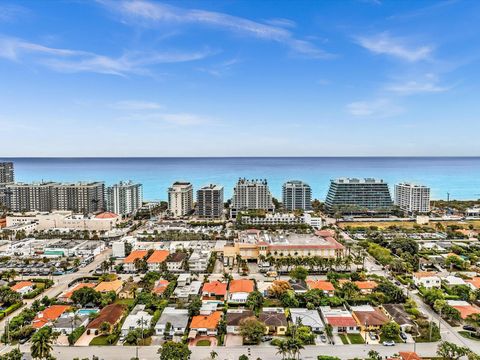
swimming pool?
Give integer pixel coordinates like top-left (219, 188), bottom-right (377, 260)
top-left (76, 309), bottom-right (99, 315)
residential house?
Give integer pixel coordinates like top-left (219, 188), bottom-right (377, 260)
top-left (466, 277), bottom-right (480, 291)
top-left (177, 273), bottom-right (192, 287)
top-left (289, 279), bottom-right (308, 294)
top-left (290, 308), bottom-right (324, 333)
top-left (94, 280), bottom-right (124, 294)
top-left (228, 279), bottom-right (255, 303)
top-left (10, 281), bottom-right (34, 295)
top-left (381, 304), bottom-right (414, 332)
top-left (398, 352), bottom-right (422, 360)
top-left (202, 281), bottom-right (227, 302)
top-left (189, 311), bottom-right (222, 338)
top-left (320, 306), bottom-right (359, 334)
top-left (306, 280), bottom-right (335, 297)
top-left (226, 309), bottom-right (254, 334)
top-left (412, 272), bottom-right (441, 289)
top-left (32, 305), bottom-right (71, 329)
top-left (188, 250), bottom-right (210, 272)
top-left (118, 282), bottom-right (138, 299)
top-left (351, 305), bottom-right (389, 332)
top-left (354, 281), bottom-right (378, 295)
top-left (121, 304), bottom-right (153, 336)
top-left (152, 280), bottom-right (170, 295)
top-left (172, 280), bottom-right (202, 302)
top-left (257, 281), bottom-right (273, 297)
top-left (447, 300), bottom-right (480, 320)
top-left (166, 252), bottom-right (187, 272)
top-left (146, 250), bottom-right (169, 271)
top-left (260, 308), bottom-right (288, 335)
top-left (443, 275), bottom-right (467, 287)
top-left (59, 283), bottom-right (96, 302)
top-left (87, 303), bottom-right (125, 330)
top-left (123, 250), bottom-right (148, 272)
top-left (155, 307), bottom-right (189, 338)
top-left (52, 313), bottom-right (89, 334)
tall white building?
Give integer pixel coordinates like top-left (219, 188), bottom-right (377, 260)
top-left (282, 180), bottom-right (312, 211)
top-left (395, 183), bottom-right (430, 214)
top-left (168, 182), bottom-right (193, 217)
top-left (197, 184), bottom-right (224, 219)
top-left (230, 178), bottom-right (274, 218)
top-left (106, 181), bottom-right (143, 216)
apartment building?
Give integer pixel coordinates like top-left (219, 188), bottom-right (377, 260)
top-left (230, 178), bottom-right (274, 218)
top-left (168, 182), bottom-right (193, 217)
top-left (394, 183), bottom-right (430, 214)
top-left (197, 184), bottom-right (224, 219)
top-left (282, 180), bottom-right (312, 211)
top-left (325, 178), bottom-right (393, 214)
top-left (106, 180), bottom-right (143, 216)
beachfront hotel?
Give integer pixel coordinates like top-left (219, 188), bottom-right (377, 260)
top-left (229, 178), bottom-right (275, 218)
top-left (325, 178), bottom-right (393, 214)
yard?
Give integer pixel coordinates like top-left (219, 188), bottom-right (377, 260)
top-left (459, 331), bottom-right (480, 341)
top-left (347, 333), bottom-right (365, 344)
top-left (89, 336), bottom-right (110, 346)
top-left (196, 339), bottom-right (211, 346)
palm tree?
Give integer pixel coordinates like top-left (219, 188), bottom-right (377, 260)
top-left (275, 340), bottom-right (289, 360)
top-left (30, 329), bottom-right (53, 360)
top-left (209, 350), bottom-right (218, 360)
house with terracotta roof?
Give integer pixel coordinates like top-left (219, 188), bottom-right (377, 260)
top-left (354, 281), bottom-right (378, 294)
top-left (87, 303), bottom-right (125, 330)
top-left (447, 300), bottom-right (480, 320)
top-left (32, 305), bottom-right (71, 329)
top-left (146, 250), bottom-right (170, 271)
top-left (11, 281), bottom-right (34, 295)
top-left (412, 271), bottom-right (441, 289)
top-left (398, 351), bottom-right (422, 360)
top-left (259, 308), bottom-right (288, 335)
top-left (94, 279), bottom-right (124, 294)
top-left (306, 280), bottom-right (335, 296)
top-left (189, 311), bottom-right (222, 338)
top-left (351, 305), bottom-right (389, 331)
top-left (152, 279), bottom-right (170, 295)
top-left (228, 279), bottom-right (255, 303)
top-left (466, 277), bottom-right (480, 291)
top-left (123, 250), bottom-right (148, 272)
top-left (226, 309), bottom-right (254, 334)
top-left (320, 306), bottom-right (359, 334)
top-left (202, 281), bottom-right (227, 302)
top-left (59, 282), bottom-right (96, 302)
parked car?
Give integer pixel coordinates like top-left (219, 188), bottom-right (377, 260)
top-left (383, 340), bottom-right (395, 346)
top-left (463, 325), bottom-right (476, 332)
top-left (320, 334), bottom-right (327, 343)
top-left (400, 332), bottom-right (408, 341)
top-left (262, 336), bottom-right (272, 342)
top-left (369, 332), bottom-right (378, 341)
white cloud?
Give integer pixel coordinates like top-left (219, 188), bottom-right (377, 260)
top-left (111, 100), bottom-right (163, 110)
top-left (0, 4), bottom-right (29, 22)
top-left (0, 35), bottom-right (213, 75)
top-left (386, 74), bottom-right (450, 95)
top-left (346, 98), bottom-right (403, 118)
top-left (99, 0), bottom-right (331, 59)
top-left (356, 32), bottom-right (433, 62)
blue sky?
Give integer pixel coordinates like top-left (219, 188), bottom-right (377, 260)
top-left (1, 0), bottom-right (480, 156)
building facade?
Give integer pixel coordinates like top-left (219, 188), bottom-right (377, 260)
top-left (0, 162), bottom-right (15, 205)
top-left (282, 180), bottom-right (312, 211)
top-left (5, 182), bottom-right (105, 213)
top-left (230, 178), bottom-right (274, 218)
top-left (325, 178), bottom-right (393, 214)
top-left (197, 184), bottom-right (224, 219)
top-left (394, 183), bottom-right (430, 214)
top-left (106, 181), bottom-right (143, 216)
top-left (168, 182), bottom-right (193, 217)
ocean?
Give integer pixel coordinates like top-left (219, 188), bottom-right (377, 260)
top-left (2, 157), bottom-right (480, 202)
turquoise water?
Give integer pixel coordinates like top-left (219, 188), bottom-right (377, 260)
top-left (76, 309), bottom-right (99, 315)
top-left (3, 157), bottom-right (480, 201)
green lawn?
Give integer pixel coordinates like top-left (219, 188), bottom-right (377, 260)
top-left (89, 336), bottom-right (110, 346)
top-left (196, 339), bottom-right (211, 346)
top-left (347, 333), bottom-right (365, 344)
top-left (459, 331), bottom-right (480, 341)
top-left (115, 298), bottom-right (135, 306)
top-left (338, 334), bottom-right (349, 344)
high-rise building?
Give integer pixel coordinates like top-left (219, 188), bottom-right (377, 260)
top-left (282, 180), bottom-right (312, 211)
top-left (5, 181), bottom-right (105, 213)
top-left (325, 178), bottom-right (393, 214)
top-left (230, 178), bottom-right (274, 218)
top-left (0, 162), bottom-right (14, 205)
top-left (107, 181), bottom-right (143, 216)
top-left (168, 182), bottom-right (193, 217)
top-left (197, 184), bottom-right (224, 219)
top-left (395, 183), bottom-right (430, 214)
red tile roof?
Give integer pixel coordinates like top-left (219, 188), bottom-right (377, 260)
top-left (33, 305), bottom-right (70, 329)
top-left (325, 315), bottom-right (357, 327)
top-left (399, 352), bottom-right (422, 360)
top-left (354, 281), bottom-right (378, 290)
top-left (124, 250), bottom-right (148, 263)
top-left (11, 281), bottom-right (34, 292)
top-left (153, 280), bottom-right (169, 295)
top-left (202, 281), bottom-right (227, 296)
top-left (229, 279), bottom-right (254, 293)
top-left (147, 250), bottom-right (170, 263)
top-left (466, 277), bottom-right (480, 290)
top-left (451, 304), bottom-right (480, 319)
top-left (95, 211), bottom-right (118, 219)
top-left (307, 280), bottom-right (335, 291)
top-left (190, 311), bottom-right (222, 330)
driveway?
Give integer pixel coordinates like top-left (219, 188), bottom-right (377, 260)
top-left (225, 334), bottom-right (243, 347)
